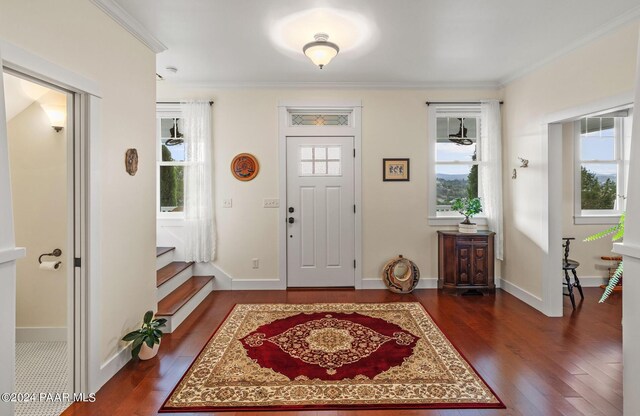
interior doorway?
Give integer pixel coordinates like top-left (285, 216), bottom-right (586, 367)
top-left (3, 70), bottom-right (78, 415)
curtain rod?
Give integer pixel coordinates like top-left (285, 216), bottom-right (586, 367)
top-left (426, 101), bottom-right (504, 106)
top-left (157, 101), bottom-right (214, 106)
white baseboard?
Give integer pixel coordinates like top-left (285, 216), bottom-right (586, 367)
top-left (576, 276), bottom-right (608, 287)
top-left (232, 279), bottom-right (285, 290)
top-left (361, 277), bottom-right (438, 290)
top-left (497, 278), bottom-right (544, 311)
top-left (16, 327), bottom-right (67, 342)
top-left (193, 262), bottom-right (232, 290)
top-left (97, 345), bottom-right (130, 389)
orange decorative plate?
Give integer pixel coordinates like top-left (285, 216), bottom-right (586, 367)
top-left (231, 153), bottom-right (259, 181)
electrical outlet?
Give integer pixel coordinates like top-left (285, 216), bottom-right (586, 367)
top-left (252, 258), bottom-right (259, 269)
top-left (222, 199), bottom-right (232, 208)
top-left (263, 198), bottom-right (279, 208)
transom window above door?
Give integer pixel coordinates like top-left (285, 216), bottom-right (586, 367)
top-left (289, 112), bottom-right (350, 127)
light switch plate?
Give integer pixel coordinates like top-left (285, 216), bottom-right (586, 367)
top-left (222, 199), bottom-right (232, 208)
top-left (263, 198), bottom-right (279, 208)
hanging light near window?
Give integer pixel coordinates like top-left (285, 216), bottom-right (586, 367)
top-left (41, 104), bottom-right (66, 132)
top-left (303, 33), bottom-right (339, 69)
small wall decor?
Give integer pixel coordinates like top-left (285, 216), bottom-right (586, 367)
top-left (125, 148), bottom-right (139, 176)
top-left (382, 254), bottom-right (420, 293)
top-left (383, 158), bottom-right (410, 181)
top-left (231, 153), bottom-right (260, 181)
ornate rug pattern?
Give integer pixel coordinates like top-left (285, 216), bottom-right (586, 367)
top-left (161, 302), bottom-right (504, 412)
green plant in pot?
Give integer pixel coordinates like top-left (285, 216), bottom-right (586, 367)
top-left (451, 197), bottom-right (483, 231)
top-left (122, 310), bottom-right (167, 360)
top-left (584, 212), bottom-right (624, 303)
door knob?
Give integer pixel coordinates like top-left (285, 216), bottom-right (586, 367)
top-left (288, 217), bottom-right (295, 224)
top-left (288, 207), bottom-right (295, 213)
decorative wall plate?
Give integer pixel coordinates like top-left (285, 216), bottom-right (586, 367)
top-left (231, 153), bottom-right (259, 181)
top-left (125, 148), bottom-right (138, 176)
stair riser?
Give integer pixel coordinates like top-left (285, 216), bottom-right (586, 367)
top-left (157, 266), bottom-right (194, 302)
top-left (156, 250), bottom-right (175, 271)
top-left (163, 281), bottom-right (213, 333)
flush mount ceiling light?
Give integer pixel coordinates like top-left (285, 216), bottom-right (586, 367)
top-left (303, 33), bottom-right (339, 69)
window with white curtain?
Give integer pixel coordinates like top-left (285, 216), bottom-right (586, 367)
top-left (157, 105), bottom-right (186, 217)
top-left (428, 105), bottom-right (486, 224)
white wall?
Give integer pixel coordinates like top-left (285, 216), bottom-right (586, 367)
top-left (157, 87), bottom-right (502, 287)
top-left (0, 0), bottom-right (157, 379)
top-left (501, 20), bottom-right (639, 300)
top-left (8, 96), bottom-right (68, 333)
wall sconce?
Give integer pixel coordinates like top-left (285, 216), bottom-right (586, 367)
top-left (42, 104), bottom-right (66, 132)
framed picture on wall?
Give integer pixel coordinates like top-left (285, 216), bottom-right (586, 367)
top-left (383, 158), bottom-right (410, 181)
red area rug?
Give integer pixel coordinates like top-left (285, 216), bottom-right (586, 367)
top-left (160, 302), bottom-right (504, 412)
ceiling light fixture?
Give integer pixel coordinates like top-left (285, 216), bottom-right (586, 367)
top-left (303, 33), bottom-right (339, 69)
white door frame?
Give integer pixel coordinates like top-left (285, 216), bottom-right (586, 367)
top-left (541, 91), bottom-right (634, 317)
top-left (0, 38), bottom-right (103, 395)
top-left (278, 101), bottom-right (363, 289)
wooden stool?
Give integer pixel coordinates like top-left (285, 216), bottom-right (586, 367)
top-left (562, 238), bottom-right (584, 309)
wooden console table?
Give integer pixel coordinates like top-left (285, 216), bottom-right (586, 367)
top-left (437, 230), bottom-right (496, 295)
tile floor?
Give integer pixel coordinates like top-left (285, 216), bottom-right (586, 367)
top-left (15, 342), bottom-right (69, 416)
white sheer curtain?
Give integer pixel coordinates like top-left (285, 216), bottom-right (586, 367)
top-left (480, 100), bottom-right (504, 260)
top-left (182, 101), bottom-right (216, 262)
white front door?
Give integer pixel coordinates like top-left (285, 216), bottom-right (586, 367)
top-left (286, 136), bottom-right (355, 287)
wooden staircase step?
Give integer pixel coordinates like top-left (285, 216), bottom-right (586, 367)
top-left (156, 276), bottom-right (214, 317)
top-left (156, 247), bottom-right (176, 257)
top-left (157, 261), bottom-right (193, 287)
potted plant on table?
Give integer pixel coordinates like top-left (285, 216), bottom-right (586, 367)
top-left (451, 197), bottom-right (483, 233)
top-left (122, 310), bottom-right (167, 360)
top-left (584, 212), bottom-right (625, 302)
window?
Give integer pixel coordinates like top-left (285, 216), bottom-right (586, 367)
top-left (574, 115), bottom-right (629, 223)
top-left (157, 115), bottom-right (186, 216)
top-left (429, 106), bottom-right (484, 223)
top-left (299, 146), bottom-right (342, 176)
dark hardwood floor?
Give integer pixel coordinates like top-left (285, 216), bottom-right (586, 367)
top-left (62, 288), bottom-right (622, 416)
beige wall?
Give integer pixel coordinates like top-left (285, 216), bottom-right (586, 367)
top-left (561, 122), bottom-right (620, 281)
top-left (502, 20), bottom-right (639, 297)
top-left (8, 96), bottom-right (68, 329)
top-left (0, 0), bottom-right (157, 364)
top-left (157, 86), bottom-right (501, 282)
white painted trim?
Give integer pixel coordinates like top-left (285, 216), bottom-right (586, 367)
top-left (577, 276), bottom-right (609, 287)
top-left (544, 123), bottom-right (564, 317)
top-left (500, 6), bottom-right (640, 86)
top-left (0, 38), bottom-right (101, 97)
top-left (278, 101), bottom-right (363, 290)
top-left (497, 279), bottom-right (544, 312)
top-left (16, 327), bottom-right (67, 343)
top-left (231, 279), bottom-right (285, 290)
top-left (163, 281), bottom-right (213, 333)
top-left (97, 346), bottom-right (130, 389)
top-left (543, 91), bottom-right (634, 125)
top-left (193, 262), bottom-right (233, 290)
top-left (88, 0), bottom-right (167, 53)
top-left (0, 247), bottom-right (25, 264)
top-left (614, 242), bottom-right (640, 259)
top-left (157, 265), bottom-right (193, 301)
top-left (574, 215), bottom-right (622, 225)
top-left (168, 81), bottom-right (501, 90)
top-left (361, 277), bottom-right (438, 290)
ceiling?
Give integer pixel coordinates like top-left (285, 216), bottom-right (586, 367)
top-left (114, 0), bottom-right (640, 86)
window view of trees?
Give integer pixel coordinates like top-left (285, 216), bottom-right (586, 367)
top-left (581, 166), bottom-right (616, 210)
top-left (160, 145), bottom-right (184, 212)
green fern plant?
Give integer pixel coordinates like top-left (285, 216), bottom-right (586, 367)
top-left (584, 212), bottom-right (624, 302)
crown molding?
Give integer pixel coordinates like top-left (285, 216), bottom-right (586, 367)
top-left (499, 6), bottom-right (640, 87)
top-left (159, 80), bottom-right (501, 90)
top-left (89, 0), bottom-right (167, 53)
